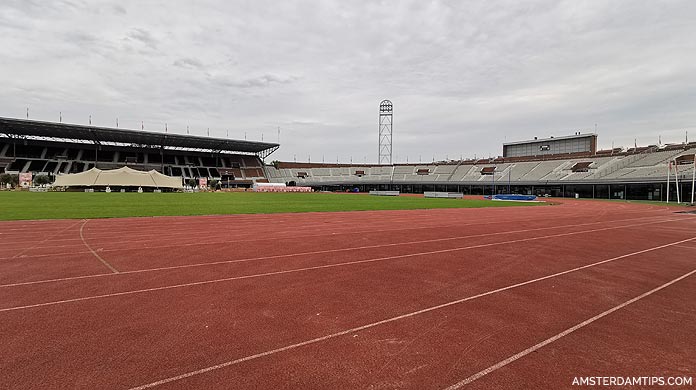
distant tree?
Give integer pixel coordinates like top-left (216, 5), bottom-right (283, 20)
top-left (270, 160), bottom-right (280, 169)
top-left (187, 178), bottom-right (197, 188)
top-left (208, 179), bottom-right (218, 189)
top-left (34, 175), bottom-right (51, 186)
top-left (0, 173), bottom-right (19, 188)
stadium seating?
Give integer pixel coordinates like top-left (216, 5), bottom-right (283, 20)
top-left (0, 140), bottom-right (268, 183)
top-left (266, 145), bottom-right (696, 187)
top-left (3, 116), bottom-right (696, 192)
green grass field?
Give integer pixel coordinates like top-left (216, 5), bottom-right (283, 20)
top-left (0, 191), bottom-right (542, 221)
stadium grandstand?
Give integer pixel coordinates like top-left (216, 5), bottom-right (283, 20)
top-left (3, 117), bottom-right (695, 200)
top-left (0, 116), bottom-right (279, 188)
top-left (266, 133), bottom-right (696, 201)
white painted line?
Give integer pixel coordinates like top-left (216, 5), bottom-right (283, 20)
top-left (442, 267), bottom-right (696, 389)
top-left (0, 210), bottom-right (569, 253)
top-left (0, 216), bottom-right (680, 288)
top-left (125, 236), bottom-right (696, 390)
top-left (80, 220), bottom-right (119, 274)
top-left (1, 208), bottom-right (674, 252)
top-left (10, 220), bottom-right (82, 259)
top-left (5, 208), bottom-right (690, 257)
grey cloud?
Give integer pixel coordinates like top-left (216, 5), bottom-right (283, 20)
top-left (124, 28), bottom-right (158, 49)
top-left (111, 4), bottom-right (127, 14)
top-left (2, 0), bottom-right (86, 15)
top-left (213, 73), bottom-right (298, 89)
top-left (1, 0), bottom-right (696, 163)
top-left (173, 58), bottom-right (205, 70)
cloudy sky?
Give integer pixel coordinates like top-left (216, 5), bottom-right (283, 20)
top-left (1, 0), bottom-right (695, 163)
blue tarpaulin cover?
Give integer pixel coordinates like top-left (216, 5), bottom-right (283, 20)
top-left (487, 194), bottom-right (538, 201)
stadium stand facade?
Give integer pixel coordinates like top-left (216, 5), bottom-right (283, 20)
top-left (266, 140), bottom-right (696, 201)
top-left (0, 117), bottom-right (279, 187)
top-left (3, 118), bottom-right (694, 201)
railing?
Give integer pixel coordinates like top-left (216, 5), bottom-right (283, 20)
top-left (592, 154), bottom-right (645, 178)
top-left (445, 159), bottom-right (464, 182)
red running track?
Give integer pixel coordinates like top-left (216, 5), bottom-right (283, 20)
top-left (1, 199), bottom-right (695, 389)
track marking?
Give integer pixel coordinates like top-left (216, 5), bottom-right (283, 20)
top-left (442, 268), bottom-right (696, 389)
top-left (79, 220), bottom-right (119, 274)
top-left (1, 206), bottom-right (675, 250)
top-left (657, 226), bottom-right (696, 233)
top-left (6, 208), bottom-right (691, 255)
top-left (10, 220), bottom-right (82, 258)
top-left (0, 216), bottom-right (681, 288)
top-left (0, 208), bottom-right (585, 252)
top-left (125, 236), bottom-right (696, 390)
top-left (1, 212), bottom-right (569, 254)
top-left (4, 205), bottom-right (689, 256)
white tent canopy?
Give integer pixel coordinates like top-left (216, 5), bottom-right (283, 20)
top-left (54, 167), bottom-right (183, 189)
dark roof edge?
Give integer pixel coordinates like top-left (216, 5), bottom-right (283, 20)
top-left (0, 116), bottom-right (279, 154)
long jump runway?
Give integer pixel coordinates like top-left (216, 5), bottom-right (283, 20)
top-left (1, 200), bottom-right (695, 389)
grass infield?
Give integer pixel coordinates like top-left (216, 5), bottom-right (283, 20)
top-left (0, 191), bottom-right (542, 221)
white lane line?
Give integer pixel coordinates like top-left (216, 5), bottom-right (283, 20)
top-left (1, 207), bottom-right (673, 251)
top-left (5, 207), bottom-right (689, 255)
top-left (442, 267), bottom-right (696, 389)
top-left (0, 216), bottom-right (679, 288)
top-left (0, 207), bottom-right (593, 254)
top-left (79, 220), bottom-right (119, 274)
top-left (0, 213), bottom-right (553, 254)
top-left (126, 236), bottom-right (696, 390)
top-left (0, 204), bottom-right (560, 234)
top-left (10, 220), bottom-right (82, 259)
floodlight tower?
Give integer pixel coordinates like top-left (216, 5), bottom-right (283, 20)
top-left (379, 100), bottom-right (393, 164)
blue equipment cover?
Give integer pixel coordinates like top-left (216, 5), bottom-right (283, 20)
top-left (491, 194), bottom-right (538, 201)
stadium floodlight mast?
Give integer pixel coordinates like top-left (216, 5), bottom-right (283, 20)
top-left (378, 100), bottom-right (393, 165)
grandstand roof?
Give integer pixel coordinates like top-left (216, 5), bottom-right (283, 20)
top-left (0, 117), bottom-right (279, 155)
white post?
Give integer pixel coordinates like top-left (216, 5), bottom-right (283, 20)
top-left (674, 160), bottom-right (681, 204)
top-left (691, 154), bottom-right (696, 205)
top-left (666, 161), bottom-right (670, 203)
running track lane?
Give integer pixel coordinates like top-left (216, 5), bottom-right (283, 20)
top-left (1, 204), bottom-right (696, 390)
top-left (0, 212), bottom-right (685, 286)
top-left (0, 199), bottom-right (675, 254)
top-left (123, 242), bottom-right (696, 389)
top-left (0, 216), bottom-right (689, 309)
top-left (454, 270), bottom-right (696, 390)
